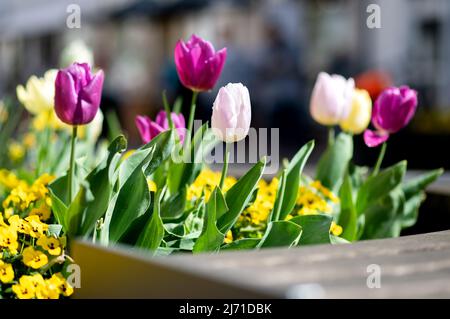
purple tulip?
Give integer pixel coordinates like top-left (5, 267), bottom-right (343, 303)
top-left (363, 86), bottom-right (418, 147)
top-left (174, 34), bottom-right (227, 92)
top-left (54, 63), bottom-right (104, 125)
top-left (136, 111), bottom-right (186, 144)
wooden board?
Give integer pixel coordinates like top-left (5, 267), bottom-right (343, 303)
top-left (73, 230), bottom-right (450, 298)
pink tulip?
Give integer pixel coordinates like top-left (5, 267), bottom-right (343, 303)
top-left (54, 63), bottom-right (104, 125)
top-left (211, 83), bottom-right (251, 143)
top-left (364, 86), bottom-right (418, 147)
top-left (174, 34), bottom-right (227, 92)
top-left (136, 111), bottom-right (185, 144)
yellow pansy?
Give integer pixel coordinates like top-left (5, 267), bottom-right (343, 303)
top-left (22, 247), bottom-right (48, 269)
top-left (37, 236), bottom-right (62, 256)
top-left (0, 226), bottom-right (19, 254)
top-left (16, 70), bottom-right (57, 115)
top-left (0, 169), bottom-right (22, 190)
top-left (330, 221), bottom-right (343, 236)
top-left (53, 273), bottom-right (74, 297)
top-left (0, 260), bottom-right (14, 283)
top-left (224, 230), bottom-right (233, 244)
top-left (8, 215), bottom-right (30, 235)
top-left (25, 215), bottom-right (49, 238)
top-left (187, 169), bottom-right (237, 201)
top-left (12, 276), bottom-right (36, 299)
top-left (29, 203), bottom-right (52, 221)
top-left (36, 274), bottom-right (63, 299)
top-left (340, 89), bottom-right (372, 135)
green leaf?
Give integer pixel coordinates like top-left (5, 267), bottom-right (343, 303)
top-left (270, 170), bottom-right (287, 221)
top-left (47, 224), bottom-right (63, 237)
top-left (289, 214), bottom-right (332, 245)
top-left (140, 130), bottom-right (175, 176)
top-left (66, 183), bottom-right (94, 236)
top-left (193, 188), bottom-right (225, 253)
top-left (401, 192), bottom-right (425, 228)
top-left (330, 235), bottom-right (350, 244)
top-left (221, 238), bottom-right (260, 251)
top-left (79, 136), bottom-right (126, 235)
top-left (160, 187), bottom-right (187, 221)
top-left (217, 158), bottom-right (266, 234)
top-left (257, 221), bottom-right (302, 248)
top-left (316, 132), bottom-right (353, 192)
top-left (356, 161), bottom-right (406, 215)
top-left (338, 173), bottom-right (358, 241)
top-left (361, 187), bottom-right (405, 239)
top-left (279, 141), bottom-right (314, 220)
top-left (136, 188), bottom-right (165, 251)
top-left (402, 169), bottom-right (443, 198)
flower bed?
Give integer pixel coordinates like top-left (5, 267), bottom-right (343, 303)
top-left (0, 36), bottom-right (443, 299)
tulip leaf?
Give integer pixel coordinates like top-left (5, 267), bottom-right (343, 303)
top-left (221, 238), bottom-right (260, 251)
top-left (66, 182), bottom-right (94, 237)
top-left (316, 132), bottom-right (353, 192)
top-left (217, 158), bottom-right (266, 234)
top-left (79, 135), bottom-right (126, 235)
top-left (257, 221), bottom-right (302, 248)
top-left (278, 140), bottom-right (314, 220)
top-left (160, 186), bottom-right (187, 221)
top-left (338, 173), bottom-right (358, 241)
top-left (193, 188), bottom-right (225, 253)
top-left (270, 170), bottom-right (287, 222)
top-left (289, 214), bottom-right (332, 245)
top-left (402, 168), bottom-right (443, 198)
top-left (356, 161), bottom-right (406, 216)
top-left (136, 187), bottom-right (166, 251)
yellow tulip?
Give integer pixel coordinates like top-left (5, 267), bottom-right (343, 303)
top-left (16, 70), bottom-right (57, 115)
top-left (340, 89), bottom-right (372, 134)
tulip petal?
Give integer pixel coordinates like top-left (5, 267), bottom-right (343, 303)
top-left (54, 70), bottom-right (78, 125)
top-left (135, 115), bottom-right (152, 144)
top-left (363, 129), bottom-right (389, 148)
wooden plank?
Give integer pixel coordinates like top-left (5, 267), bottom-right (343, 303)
top-left (73, 231), bottom-right (450, 298)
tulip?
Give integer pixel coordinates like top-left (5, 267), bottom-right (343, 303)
top-left (135, 111), bottom-right (186, 144)
top-left (339, 89), bottom-right (372, 135)
top-left (174, 34), bottom-right (227, 92)
top-left (54, 62), bottom-right (104, 126)
top-left (211, 83), bottom-right (251, 189)
top-left (60, 40), bottom-right (94, 67)
top-left (363, 86), bottom-right (418, 148)
top-left (17, 70), bottom-right (58, 115)
top-left (174, 34), bottom-right (227, 146)
top-left (310, 72), bottom-right (355, 126)
top-left (54, 62), bottom-right (104, 202)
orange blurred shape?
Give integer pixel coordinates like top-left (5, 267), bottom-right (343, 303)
top-left (355, 70), bottom-right (393, 101)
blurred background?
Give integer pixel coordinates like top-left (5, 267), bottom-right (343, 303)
top-left (1, 0), bottom-right (450, 168)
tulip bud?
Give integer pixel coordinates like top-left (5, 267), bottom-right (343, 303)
top-left (211, 83), bottom-right (251, 143)
top-left (339, 89), bottom-right (372, 134)
top-left (174, 34), bottom-right (227, 92)
top-left (136, 111), bottom-right (186, 144)
top-left (310, 72), bottom-right (355, 126)
top-left (364, 86), bottom-right (418, 147)
top-left (54, 63), bottom-right (104, 125)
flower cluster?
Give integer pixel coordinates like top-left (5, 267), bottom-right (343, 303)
top-left (0, 170), bottom-right (74, 299)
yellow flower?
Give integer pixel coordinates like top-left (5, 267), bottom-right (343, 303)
top-left (12, 276), bottom-right (36, 299)
top-left (147, 179), bottom-right (157, 193)
top-left (25, 215), bottom-right (49, 238)
top-left (24, 274), bottom-right (45, 291)
top-left (187, 169), bottom-right (237, 201)
top-left (37, 236), bottom-right (62, 256)
top-left (8, 215), bottom-right (30, 235)
top-left (0, 100), bottom-right (8, 123)
top-left (36, 274), bottom-right (63, 299)
top-left (22, 247), bottom-right (48, 269)
top-left (0, 226), bottom-right (19, 254)
top-left (121, 149), bottom-right (136, 162)
top-left (53, 273), bottom-right (73, 297)
top-left (32, 110), bottom-right (70, 132)
top-left (29, 203), bottom-right (52, 221)
top-left (311, 181), bottom-right (340, 203)
top-left (16, 70), bottom-right (57, 115)
top-left (23, 133), bottom-right (36, 149)
top-left (0, 260), bottom-right (14, 283)
top-left (224, 230), bottom-right (233, 244)
top-left (340, 89), bottom-right (372, 135)
top-left (8, 142), bottom-right (25, 162)
top-left (0, 169), bottom-right (21, 189)
top-left (330, 221), bottom-right (343, 236)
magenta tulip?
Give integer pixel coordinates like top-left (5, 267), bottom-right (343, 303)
top-left (54, 63), bottom-right (104, 125)
top-left (364, 86), bottom-right (418, 147)
top-left (136, 111), bottom-right (186, 144)
top-left (174, 34), bottom-right (227, 92)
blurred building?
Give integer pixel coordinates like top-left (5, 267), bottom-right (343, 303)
top-left (1, 0), bottom-right (450, 166)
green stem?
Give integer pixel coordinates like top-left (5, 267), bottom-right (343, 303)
top-left (185, 91), bottom-right (199, 147)
top-left (68, 126), bottom-right (78, 203)
top-left (219, 143), bottom-right (230, 190)
top-left (371, 142), bottom-right (387, 177)
top-left (328, 126), bottom-right (335, 146)
top-left (162, 90), bottom-right (174, 130)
